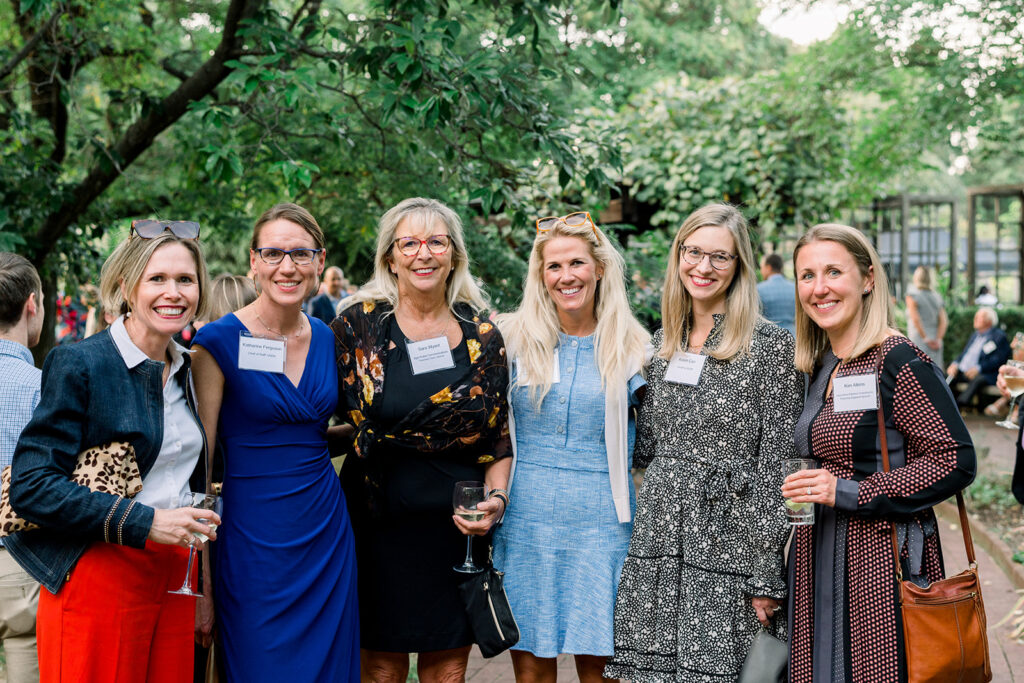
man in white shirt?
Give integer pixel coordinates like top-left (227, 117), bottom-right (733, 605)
top-left (0, 252), bottom-right (44, 683)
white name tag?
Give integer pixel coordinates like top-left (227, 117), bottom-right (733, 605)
top-left (664, 352), bottom-right (706, 385)
top-left (982, 340), bottom-right (997, 355)
top-left (515, 349), bottom-right (560, 385)
top-left (407, 336), bottom-right (456, 375)
top-left (238, 331), bottom-right (286, 373)
top-left (833, 373), bottom-right (878, 412)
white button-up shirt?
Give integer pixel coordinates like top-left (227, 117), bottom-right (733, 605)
top-left (110, 317), bottom-right (202, 510)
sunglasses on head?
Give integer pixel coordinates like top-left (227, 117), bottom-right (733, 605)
top-left (535, 211), bottom-right (599, 239)
top-left (130, 219), bottom-right (201, 240)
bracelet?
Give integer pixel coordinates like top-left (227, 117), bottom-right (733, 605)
top-left (487, 488), bottom-right (510, 508)
top-left (117, 499), bottom-right (137, 546)
top-left (103, 496), bottom-right (123, 544)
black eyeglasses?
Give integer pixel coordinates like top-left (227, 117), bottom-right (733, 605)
top-left (679, 244), bottom-right (738, 270)
top-left (393, 235), bottom-right (451, 257)
top-left (253, 247), bottom-right (323, 266)
top-left (130, 219), bottom-right (201, 240)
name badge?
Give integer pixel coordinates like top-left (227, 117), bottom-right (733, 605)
top-left (515, 349), bottom-right (560, 385)
top-left (664, 352), bottom-right (706, 386)
top-left (407, 336), bottom-right (456, 375)
top-left (238, 331), bottom-right (286, 373)
top-left (833, 373), bottom-right (878, 412)
top-left (982, 340), bottom-right (997, 355)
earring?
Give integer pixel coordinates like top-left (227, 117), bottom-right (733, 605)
top-left (863, 289), bottom-right (871, 295)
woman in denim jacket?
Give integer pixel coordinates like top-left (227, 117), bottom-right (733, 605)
top-left (7, 224), bottom-right (219, 682)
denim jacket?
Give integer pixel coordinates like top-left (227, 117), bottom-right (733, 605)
top-left (5, 329), bottom-right (207, 594)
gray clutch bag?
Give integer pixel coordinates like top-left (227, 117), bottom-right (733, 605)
top-left (738, 629), bottom-right (788, 683)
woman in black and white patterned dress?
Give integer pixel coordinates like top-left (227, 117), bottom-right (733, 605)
top-left (606, 204), bottom-right (803, 682)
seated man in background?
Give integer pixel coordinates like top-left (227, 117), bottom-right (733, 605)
top-left (947, 307), bottom-right (1010, 409)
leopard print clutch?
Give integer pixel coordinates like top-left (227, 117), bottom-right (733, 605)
top-left (0, 441), bottom-right (143, 536)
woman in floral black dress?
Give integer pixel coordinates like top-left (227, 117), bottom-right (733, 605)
top-left (606, 204), bottom-right (802, 681)
top-left (781, 223), bottom-right (975, 682)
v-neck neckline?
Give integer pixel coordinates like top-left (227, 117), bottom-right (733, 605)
top-left (230, 312), bottom-right (311, 390)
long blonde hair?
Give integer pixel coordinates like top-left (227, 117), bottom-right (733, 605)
top-left (342, 197), bottom-right (488, 316)
top-left (498, 218), bottom-right (650, 406)
top-left (793, 223), bottom-right (895, 373)
top-left (659, 204), bottom-right (760, 361)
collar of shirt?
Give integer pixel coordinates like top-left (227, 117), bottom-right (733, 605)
top-left (0, 339), bottom-right (33, 366)
top-left (109, 316), bottom-right (188, 376)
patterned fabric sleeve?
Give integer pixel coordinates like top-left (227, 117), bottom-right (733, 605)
top-left (632, 328), bottom-right (663, 469)
top-left (745, 326), bottom-right (804, 598)
top-left (853, 341), bottom-right (976, 517)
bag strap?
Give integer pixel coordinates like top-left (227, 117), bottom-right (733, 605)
top-left (873, 349), bottom-right (977, 585)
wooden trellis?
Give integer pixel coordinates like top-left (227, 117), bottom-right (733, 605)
top-left (967, 184), bottom-right (1024, 305)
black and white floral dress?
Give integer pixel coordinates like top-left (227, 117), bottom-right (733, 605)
top-left (606, 316), bottom-right (803, 682)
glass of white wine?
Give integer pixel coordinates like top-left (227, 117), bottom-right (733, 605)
top-left (452, 480), bottom-right (486, 574)
top-left (997, 361), bottom-right (1024, 430)
top-left (169, 491), bottom-right (223, 596)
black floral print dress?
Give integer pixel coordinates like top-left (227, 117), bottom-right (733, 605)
top-left (606, 316), bottom-right (803, 682)
top-left (788, 336), bottom-right (976, 683)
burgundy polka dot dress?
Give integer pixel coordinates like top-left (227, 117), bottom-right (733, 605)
top-left (788, 336), bottom-right (976, 683)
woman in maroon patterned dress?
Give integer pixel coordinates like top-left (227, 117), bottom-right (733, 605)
top-left (780, 223), bottom-right (976, 683)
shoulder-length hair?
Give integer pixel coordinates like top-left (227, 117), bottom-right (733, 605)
top-left (659, 204), bottom-right (760, 361)
top-left (793, 223), bottom-right (894, 373)
top-left (498, 217), bottom-right (650, 406)
top-left (250, 203), bottom-right (327, 301)
top-left (101, 231), bottom-right (210, 321)
top-left (341, 197), bottom-right (488, 317)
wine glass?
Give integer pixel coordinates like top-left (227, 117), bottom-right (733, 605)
top-left (452, 480), bottom-right (486, 574)
top-left (996, 360), bottom-right (1024, 430)
top-left (169, 491), bottom-right (223, 596)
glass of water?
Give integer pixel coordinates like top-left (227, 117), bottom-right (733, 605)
top-left (782, 458), bottom-right (816, 526)
top-left (452, 480), bottom-right (486, 574)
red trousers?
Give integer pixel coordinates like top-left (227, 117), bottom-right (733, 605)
top-left (37, 541), bottom-right (195, 683)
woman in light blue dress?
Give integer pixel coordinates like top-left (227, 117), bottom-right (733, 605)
top-left (494, 212), bottom-right (649, 682)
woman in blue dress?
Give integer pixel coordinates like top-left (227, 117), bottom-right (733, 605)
top-left (494, 212), bottom-right (650, 681)
top-left (192, 203), bottom-right (359, 682)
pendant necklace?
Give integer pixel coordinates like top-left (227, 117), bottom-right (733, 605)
top-left (255, 310), bottom-right (305, 338)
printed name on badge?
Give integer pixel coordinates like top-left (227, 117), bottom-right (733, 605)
top-left (664, 352), bottom-right (706, 386)
top-left (982, 340), bottom-right (997, 355)
top-left (238, 331), bottom-right (286, 373)
top-left (833, 373), bottom-right (878, 412)
top-left (407, 336), bottom-right (456, 375)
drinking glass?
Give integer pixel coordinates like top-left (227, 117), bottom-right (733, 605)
top-left (169, 491), bottom-right (223, 596)
top-left (781, 458), bottom-right (816, 525)
top-left (996, 361), bottom-right (1024, 430)
top-left (452, 480), bottom-right (486, 574)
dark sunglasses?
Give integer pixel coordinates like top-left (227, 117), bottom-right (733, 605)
top-left (130, 219), bottom-right (201, 240)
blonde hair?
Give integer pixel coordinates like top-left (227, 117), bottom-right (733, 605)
top-left (207, 274), bottom-right (257, 322)
top-left (793, 223), bottom-right (894, 373)
top-left (101, 232), bottom-right (210, 321)
top-left (250, 203), bottom-right (327, 300)
top-left (912, 265), bottom-right (933, 291)
top-left (342, 197), bottom-right (488, 316)
top-left (659, 204), bottom-right (760, 361)
top-left (498, 218), bottom-right (650, 406)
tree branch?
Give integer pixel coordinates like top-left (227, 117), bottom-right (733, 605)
top-left (30, 0), bottom-right (267, 263)
top-left (0, 5), bottom-right (65, 84)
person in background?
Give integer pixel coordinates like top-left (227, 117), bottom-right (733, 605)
top-left (606, 204), bottom-right (801, 682)
top-left (192, 204), bottom-right (359, 682)
top-left (946, 307), bottom-right (1010, 409)
top-left (0, 252), bottom-right (44, 683)
top-left (974, 285), bottom-right (998, 306)
top-left (493, 212), bottom-right (649, 681)
top-left (988, 332), bottom-right (1024, 418)
top-left (757, 252), bottom-right (796, 335)
top-left (904, 265), bottom-right (946, 366)
top-left (332, 197), bottom-right (511, 682)
top-left (8, 222), bottom-right (218, 682)
top-left (782, 223), bottom-right (975, 682)
top-left (192, 274), bottom-right (257, 332)
top-left (309, 266), bottom-right (347, 325)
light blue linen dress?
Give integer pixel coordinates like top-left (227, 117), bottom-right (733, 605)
top-left (493, 332), bottom-right (644, 658)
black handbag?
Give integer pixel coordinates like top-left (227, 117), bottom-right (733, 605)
top-left (457, 549), bottom-right (520, 658)
top-left (738, 629), bottom-right (788, 683)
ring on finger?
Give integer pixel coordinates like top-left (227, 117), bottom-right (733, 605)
top-left (806, 486), bottom-right (812, 496)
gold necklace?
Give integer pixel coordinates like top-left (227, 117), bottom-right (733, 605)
top-left (254, 310), bottom-right (305, 338)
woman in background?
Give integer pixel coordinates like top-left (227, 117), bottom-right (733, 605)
top-left (904, 265), bottom-right (946, 366)
top-left (494, 212), bottom-right (648, 681)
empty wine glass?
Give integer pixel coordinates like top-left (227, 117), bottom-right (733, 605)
top-left (452, 480), bottom-right (486, 574)
top-left (996, 361), bottom-right (1024, 430)
top-left (169, 491), bottom-right (223, 596)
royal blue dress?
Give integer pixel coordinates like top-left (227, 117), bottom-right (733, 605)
top-left (194, 314), bottom-right (359, 682)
